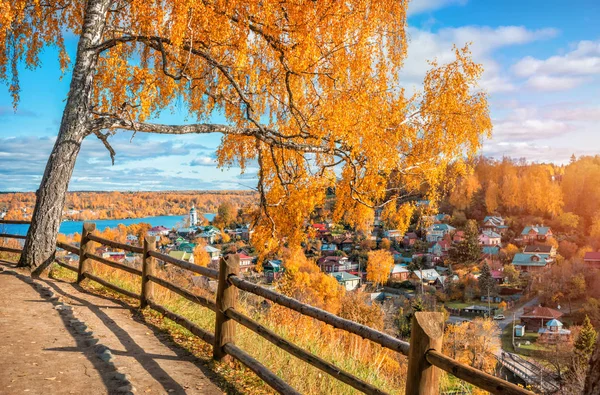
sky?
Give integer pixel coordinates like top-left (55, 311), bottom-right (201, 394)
top-left (1, 0), bottom-right (599, 192)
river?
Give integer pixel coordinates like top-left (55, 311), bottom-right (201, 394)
top-left (0, 213), bottom-right (216, 236)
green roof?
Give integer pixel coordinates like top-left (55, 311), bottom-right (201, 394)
top-left (512, 253), bottom-right (551, 266)
top-left (330, 272), bottom-right (360, 283)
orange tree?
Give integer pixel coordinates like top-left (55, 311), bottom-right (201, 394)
top-left (2, 0), bottom-right (491, 272)
top-left (366, 249), bottom-right (394, 286)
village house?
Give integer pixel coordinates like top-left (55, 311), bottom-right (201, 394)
top-left (481, 216), bottom-right (508, 234)
top-left (168, 250), bottom-right (194, 263)
top-left (148, 226), bottom-right (170, 237)
top-left (482, 245), bottom-right (501, 257)
top-left (403, 232), bottom-right (419, 247)
top-left (511, 253), bottom-right (553, 272)
top-left (176, 227), bottom-right (196, 238)
top-left (479, 230), bottom-right (501, 246)
top-left (177, 242), bottom-right (196, 253)
top-left (520, 306), bottom-right (563, 332)
top-left (491, 270), bottom-right (504, 284)
top-left (320, 243), bottom-right (338, 256)
top-left (126, 234), bottom-right (138, 244)
top-left (102, 251), bottom-right (126, 261)
top-left (263, 259), bottom-right (284, 283)
top-left (389, 264), bottom-right (410, 281)
top-left (238, 253), bottom-right (256, 273)
top-left (425, 223), bottom-right (455, 243)
top-left (523, 244), bottom-right (557, 257)
top-left (384, 229), bottom-right (403, 240)
top-left (411, 268), bottom-right (441, 286)
top-left (538, 319), bottom-right (571, 344)
top-left (520, 225), bottom-right (553, 244)
top-left (198, 226), bottom-right (221, 244)
top-left (336, 237), bottom-right (355, 253)
top-left (583, 252), bottom-right (600, 269)
top-left (317, 256), bottom-right (358, 273)
top-left (452, 230), bottom-right (465, 243)
top-left (331, 272), bottom-right (361, 291)
top-left (461, 305), bottom-right (497, 318)
top-left (204, 245), bottom-right (221, 262)
top-left (428, 240), bottom-right (450, 256)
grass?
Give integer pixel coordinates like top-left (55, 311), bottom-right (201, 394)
top-left (501, 323), bottom-right (550, 358)
top-left (49, 262), bottom-right (408, 394)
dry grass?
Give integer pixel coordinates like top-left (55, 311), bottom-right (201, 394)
top-left (50, 260), bottom-right (410, 394)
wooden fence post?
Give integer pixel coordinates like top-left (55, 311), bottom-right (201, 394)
top-left (77, 222), bottom-right (96, 283)
top-left (213, 254), bottom-right (239, 361)
top-left (141, 235), bottom-right (157, 308)
top-left (405, 312), bottom-right (445, 395)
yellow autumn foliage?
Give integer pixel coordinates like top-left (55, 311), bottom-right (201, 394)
top-left (1, 0), bottom-right (492, 259)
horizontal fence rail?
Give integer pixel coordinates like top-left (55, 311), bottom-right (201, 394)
top-left (54, 257), bottom-right (78, 273)
top-left (224, 307), bottom-right (386, 395)
top-left (0, 246), bottom-right (23, 254)
top-left (83, 272), bottom-right (140, 300)
top-left (56, 241), bottom-right (79, 254)
top-left (148, 250), bottom-right (218, 279)
top-left (427, 350), bottom-right (531, 395)
top-left (147, 274), bottom-right (216, 312)
top-left (85, 252), bottom-right (142, 276)
top-left (228, 274), bottom-right (412, 356)
top-left (0, 219), bottom-right (30, 225)
top-left (87, 233), bottom-right (144, 254)
top-left (0, 218), bottom-right (535, 395)
top-left (0, 233), bottom-right (27, 239)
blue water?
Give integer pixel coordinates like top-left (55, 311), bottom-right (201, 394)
top-left (1, 213), bottom-right (216, 236)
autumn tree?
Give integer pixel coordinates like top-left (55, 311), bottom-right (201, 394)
top-left (3, 1), bottom-right (491, 272)
top-left (443, 319), bottom-right (500, 374)
top-left (575, 316), bottom-right (598, 364)
top-left (192, 238), bottom-right (210, 267)
top-left (484, 181), bottom-right (499, 214)
top-left (366, 250), bottom-right (394, 286)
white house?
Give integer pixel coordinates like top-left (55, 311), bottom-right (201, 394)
top-left (479, 230), bottom-right (501, 246)
top-left (331, 272), bottom-right (361, 291)
top-left (425, 224), bottom-right (455, 242)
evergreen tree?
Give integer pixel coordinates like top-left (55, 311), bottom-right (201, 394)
top-left (575, 315), bottom-right (598, 361)
top-left (449, 220), bottom-right (482, 265)
top-left (478, 262), bottom-right (497, 297)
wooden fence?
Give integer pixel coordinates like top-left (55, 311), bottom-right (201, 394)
top-left (0, 220), bottom-right (534, 395)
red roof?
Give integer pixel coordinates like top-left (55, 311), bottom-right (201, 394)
top-left (312, 224), bottom-right (327, 231)
top-left (521, 306), bottom-right (563, 319)
top-left (584, 252), bottom-right (600, 261)
top-left (238, 253), bottom-right (253, 260)
top-left (491, 270), bottom-right (503, 279)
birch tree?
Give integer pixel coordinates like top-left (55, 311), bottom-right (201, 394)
top-left (1, 0), bottom-right (491, 272)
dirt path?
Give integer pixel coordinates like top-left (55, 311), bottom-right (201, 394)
top-left (0, 266), bottom-right (224, 395)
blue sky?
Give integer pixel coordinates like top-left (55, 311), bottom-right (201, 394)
top-left (1, 0), bottom-right (599, 191)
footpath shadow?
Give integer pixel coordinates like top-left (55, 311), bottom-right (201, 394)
top-left (0, 269), bottom-right (125, 394)
top-left (40, 275), bottom-right (239, 394)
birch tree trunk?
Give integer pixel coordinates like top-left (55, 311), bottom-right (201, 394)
top-left (18, 0), bottom-right (111, 273)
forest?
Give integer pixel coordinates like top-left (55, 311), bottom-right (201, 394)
top-left (0, 190), bottom-right (257, 221)
top-left (439, 155), bottom-right (600, 249)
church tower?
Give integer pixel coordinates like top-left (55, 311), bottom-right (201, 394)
top-left (189, 204), bottom-right (198, 226)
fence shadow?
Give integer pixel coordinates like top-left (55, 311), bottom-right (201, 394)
top-left (40, 274), bottom-right (241, 394)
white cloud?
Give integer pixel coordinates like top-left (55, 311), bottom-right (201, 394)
top-left (401, 26), bottom-right (557, 93)
top-left (512, 39), bottom-right (600, 91)
top-left (407, 0), bottom-right (468, 16)
top-left (525, 75), bottom-right (585, 91)
top-left (513, 40), bottom-right (600, 77)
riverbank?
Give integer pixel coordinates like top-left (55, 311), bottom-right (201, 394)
top-left (0, 214), bottom-right (215, 236)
